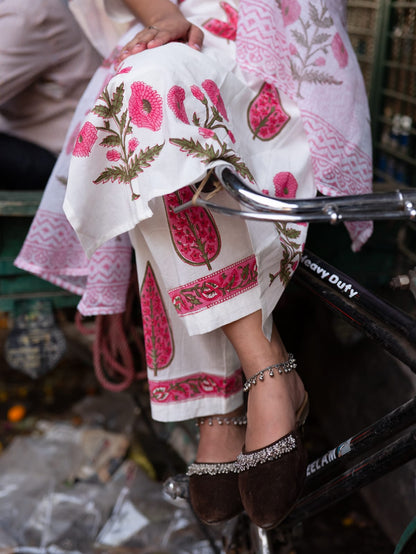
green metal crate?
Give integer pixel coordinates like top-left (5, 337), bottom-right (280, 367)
top-left (0, 191), bottom-right (79, 312)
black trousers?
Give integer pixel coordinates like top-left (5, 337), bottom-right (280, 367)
top-left (0, 133), bottom-right (57, 190)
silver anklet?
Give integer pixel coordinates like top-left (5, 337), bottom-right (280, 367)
top-left (196, 414), bottom-right (247, 427)
top-left (243, 353), bottom-right (297, 392)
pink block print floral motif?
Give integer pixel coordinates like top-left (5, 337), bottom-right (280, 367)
top-left (203, 2), bottom-right (238, 41)
top-left (164, 186), bottom-right (221, 270)
top-left (248, 83), bottom-right (290, 141)
top-left (129, 81), bottom-right (163, 131)
top-left (141, 262), bottom-right (174, 375)
top-left (167, 86), bottom-right (189, 124)
top-left (73, 122), bottom-right (98, 158)
top-left (280, 0), bottom-right (301, 26)
top-left (331, 33), bottom-right (348, 68)
top-left (92, 82), bottom-right (164, 200)
top-left (276, 0), bottom-right (345, 98)
top-left (273, 172), bottom-right (299, 198)
top-left (168, 81), bottom-right (254, 182)
top-left (202, 79), bottom-right (228, 121)
top-left (149, 368), bottom-right (243, 404)
top-left (169, 255), bottom-right (258, 315)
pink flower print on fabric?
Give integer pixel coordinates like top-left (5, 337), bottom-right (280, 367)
top-left (331, 33), bottom-right (348, 68)
top-left (128, 138), bottom-right (139, 153)
top-left (203, 2), bottom-right (238, 41)
top-left (289, 43), bottom-right (298, 56)
top-left (280, 0), bottom-right (301, 26)
top-left (314, 57), bottom-right (326, 66)
top-left (167, 86), bottom-right (189, 124)
top-left (129, 81), bottom-right (163, 131)
top-left (73, 121), bottom-right (98, 157)
top-left (164, 186), bottom-right (221, 270)
top-left (106, 149), bottom-right (121, 162)
top-left (149, 368), bottom-right (243, 404)
top-left (248, 83), bottom-right (290, 141)
top-left (117, 66), bottom-right (132, 75)
top-left (169, 255), bottom-right (258, 316)
top-left (202, 79), bottom-right (229, 121)
top-left (191, 85), bottom-right (205, 102)
top-left (273, 172), bottom-right (299, 198)
top-left (140, 262), bottom-right (174, 375)
top-left (199, 127), bottom-right (215, 139)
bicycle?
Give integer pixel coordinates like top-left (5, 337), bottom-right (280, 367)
top-left (162, 167), bottom-right (416, 554)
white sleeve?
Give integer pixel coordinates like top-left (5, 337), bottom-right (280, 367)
top-left (69, 0), bottom-right (134, 57)
top-left (103, 0), bottom-right (136, 22)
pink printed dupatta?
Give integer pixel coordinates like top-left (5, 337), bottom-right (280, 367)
top-left (237, 0), bottom-right (373, 248)
top-left (15, 0), bottom-right (373, 316)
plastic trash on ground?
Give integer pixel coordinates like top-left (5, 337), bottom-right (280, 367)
top-left (0, 391), bottom-right (226, 553)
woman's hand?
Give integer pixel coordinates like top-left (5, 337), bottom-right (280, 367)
top-left (118, 12), bottom-right (204, 63)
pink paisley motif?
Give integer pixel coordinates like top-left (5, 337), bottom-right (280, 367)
top-left (164, 186), bottom-right (221, 270)
top-left (273, 172), bottom-right (299, 198)
top-left (191, 85), bottom-right (205, 102)
top-left (202, 79), bottom-right (229, 121)
top-left (116, 66), bottom-right (132, 75)
top-left (73, 121), bottom-right (98, 157)
top-left (149, 368), bottom-right (243, 403)
top-left (140, 262), bottom-right (174, 375)
top-left (203, 2), bottom-right (238, 41)
top-left (248, 83), bottom-right (290, 141)
top-left (331, 33), bottom-right (348, 69)
top-left (167, 86), bottom-right (189, 124)
top-left (129, 81), bottom-right (163, 131)
top-left (280, 0), bottom-right (301, 26)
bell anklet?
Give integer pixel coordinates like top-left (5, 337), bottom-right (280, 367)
top-left (243, 353), bottom-right (297, 392)
top-left (196, 414), bottom-right (247, 427)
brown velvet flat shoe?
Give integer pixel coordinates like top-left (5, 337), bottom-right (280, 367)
top-left (236, 392), bottom-right (309, 530)
top-left (187, 461), bottom-right (244, 524)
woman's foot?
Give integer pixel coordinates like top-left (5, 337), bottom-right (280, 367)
top-left (195, 406), bottom-right (246, 463)
top-left (187, 406), bottom-right (246, 524)
top-left (245, 368), bottom-right (305, 452)
top-left (237, 359), bottom-right (308, 530)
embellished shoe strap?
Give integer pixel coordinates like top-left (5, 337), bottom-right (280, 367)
top-left (195, 414), bottom-right (247, 427)
top-left (243, 353), bottom-right (297, 392)
top-left (235, 433), bottom-right (297, 472)
top-left (187, 460), bottom-right (239, 476)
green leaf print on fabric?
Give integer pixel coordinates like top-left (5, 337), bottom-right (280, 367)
top-left (269, 222), bottom-right (303, 286)
top-left (168, 81), bottom-right (255, 183)
top-left (92, 82), bottom-right (164, 200)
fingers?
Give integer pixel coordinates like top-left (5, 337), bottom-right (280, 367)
top-left (187, 24), bottom-right (204, 50)
top-left (117, 21), bottom-right (204, 64)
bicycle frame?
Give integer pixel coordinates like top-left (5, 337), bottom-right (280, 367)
top-left (166, 169), bottom-right (416, 553)
top-left (174, 166), bottom-right (416, 224)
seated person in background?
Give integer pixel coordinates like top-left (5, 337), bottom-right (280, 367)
top-left (0, 0), bottom-right (102, 190)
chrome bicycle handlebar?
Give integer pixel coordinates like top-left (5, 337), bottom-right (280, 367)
top-left (174, 166), bottom-right (416, 224)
